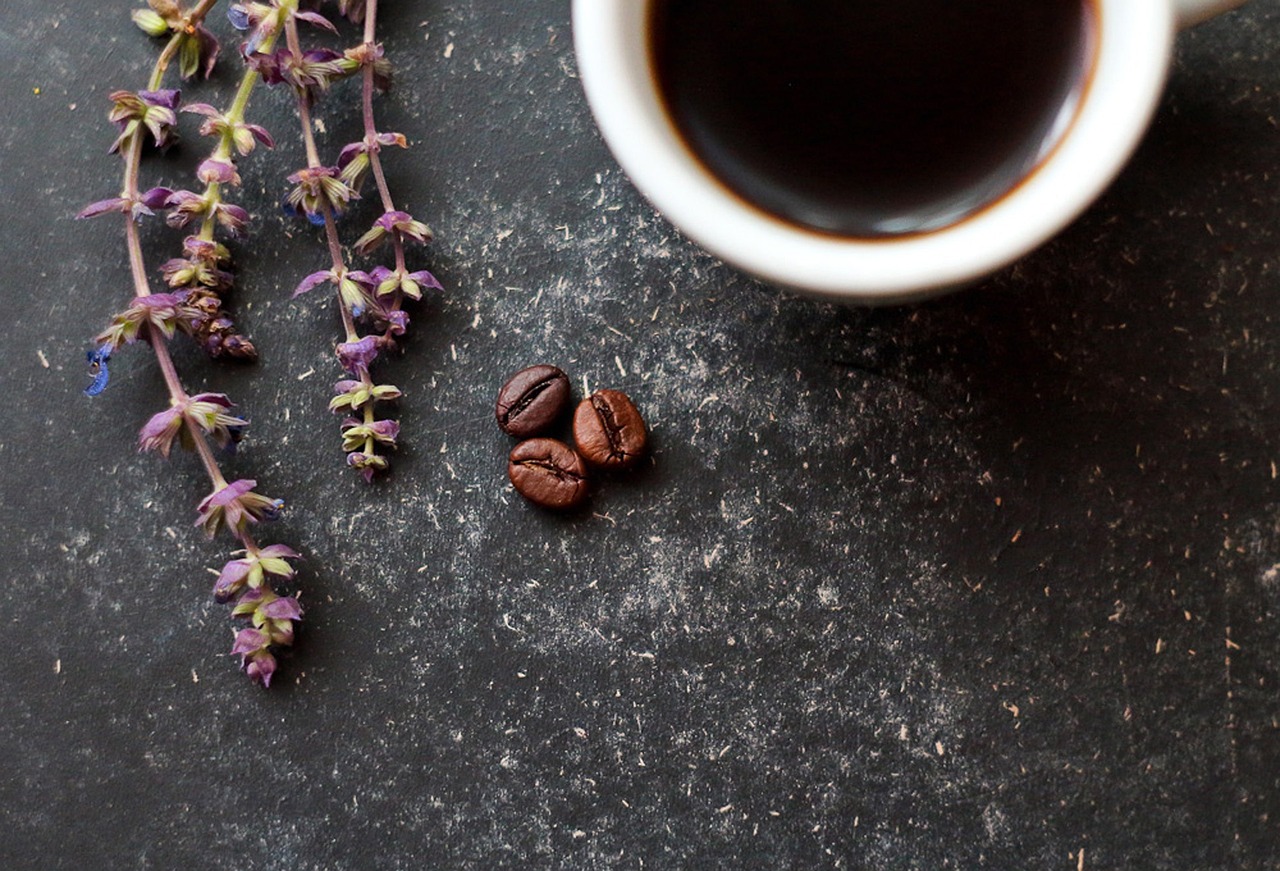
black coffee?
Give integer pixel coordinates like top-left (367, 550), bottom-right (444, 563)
top-left (649, 0), bottom-right (1095, 238)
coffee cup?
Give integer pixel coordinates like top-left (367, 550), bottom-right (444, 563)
top-left (572, 0), bottom-right (1249, 304)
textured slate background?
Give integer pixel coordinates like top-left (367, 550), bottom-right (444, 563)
top-left (1, 1), bottom-right (1278, 868)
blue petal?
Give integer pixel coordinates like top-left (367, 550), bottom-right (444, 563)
top-left (84, 345), bottom-right (112, 397)
top-left (227, 6), bottom-right (250, 31)
top-left (306, 211), bottom-right (326, 227)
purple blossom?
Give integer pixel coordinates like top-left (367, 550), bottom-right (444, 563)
top-left (346, 451), bottom-right (388, 483)
top-left (195, 479), bottom-right (284, 537)
top-left (378, 309), bottom-right (409, 335)
top-left (178, 22), bottom-right (222, 80)
top-left (370, 264), bottom-right (442, 301)
top-left (162, 238), bottom-right (234, 292)
top-left (340, 270), bottom-right (375, 316)
top-left (231, 626), bottom-right (268, 656)
top-left (96, 291), bottom-right (197, 349)
top-left (164, 190), bottom-right (210, 228)
top-left (185, 393), bottom-right (248, 449)
top-left (345, 41), bottom-right (391, 91)
top-left (244, 652), bottom-right (277, 687)
top-left (138, 406), bottom-right (185, 457)
top-left (354, 210), bottom-right (432, 255)
top-left (214, 202), bottom-right (250, 236)
top-left (213, 558), bottom-right (254, 603)
top-left (340, 418), bottom-right (400, 453)
top-left (197, 158), bottom-right (240, 186)
top-left (76, 187), bottom-right (173, 222)
top-left (336, 132), bottom-right (405, 190)
top-left (367, 419), bottom-right (400, 444)
top-left (285, 165), bottom-right (356, 222)
top-left (185, 104), bottom-right (274, 155)
top-left (108, 88), bottom-right (181, 152)
top-left (263, 596), bottom-right (303, 621)
top-left (335, 335), bottom-right (381, 376)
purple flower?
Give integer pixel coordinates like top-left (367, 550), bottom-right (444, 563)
top-left (185, 104), bottom-right (274, 155)
top-left (76, 197), bottom-right (131, 219)
top-left (213, 558), bottom-right (254, 603)
top-left (344, 41), bottom-right (391, 91)
top-left (231, 627), bottom-right (278, 687)
top-left (329, 380), bottom-right (401, 413)
top-left (197, 158), bottom-right (240, 186)
top-left (185, 393), bottom-right (249, 450)
top-left (367, 419), bottom-right (400, 444)
top-left (340, 271), bottom-right (374, 316)
top-left (340, 418), bottom-right (399, 453)
top-left (257, 47), bottom-right (354, 98)
top-left (135, 3), bottom-right (219, 78)
top-left (354, 210), bottom-right (433, 255)
top-left (336, 131), bottom-right (406, 190)
top-left (370, 265), bottom-right (442, 301)
top-left (244, 652), bottom-right (277, 687)
top-left (95, 292), bottom-right (197, 349)
top-left (164, 190), bottom-right (210, 228)
top-left (231, 626), bottom-right (268, 656)
top-left (259, 543), bottom-right (301, 564)
top-left (108, 89), bottom-right (181, 152)
top-left (285, 165), bottom-right (356, 222)
top-left (138, 406), bottom-right (185, 458)
top-left (346, 451), bottom-right (389, 483)
top-left (162, 237), bottom-right (234, 292)
top-left (195, 479), bottom-right (284, 537)
top-left (263, 596), bottom-right (303, 621)
top-left (221, 545), bottom-right (302, 598)
top-left (335, 335), bottom-right (381, 376)
top-left (213, 202), bottom-right (250, 236)
top-left (76, 187), bottom-right (173, 222)
top-left (84, 344), bottom-right (112, 396)
top-left (178, 23), bottom-right (222, 80)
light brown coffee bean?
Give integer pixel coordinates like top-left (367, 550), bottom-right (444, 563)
top-left (572, 389), bottom-right (647, 470)
top-left (508, 438), bottom-right (590, 510)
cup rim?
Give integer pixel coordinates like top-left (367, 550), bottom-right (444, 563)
top-left (572, 0), bottom-right (1177, 303)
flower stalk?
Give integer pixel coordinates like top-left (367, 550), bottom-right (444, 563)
top-left (79, 0), bottom-right (302, 687)
top-left (271, 0), bottom-right (441, 481)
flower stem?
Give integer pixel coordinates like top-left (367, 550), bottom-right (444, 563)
top-left (118, 0), bottom-right (241, 495)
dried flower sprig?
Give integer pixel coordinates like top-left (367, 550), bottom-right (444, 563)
top-left (272, 0), bottom-right (441, 481)
top-left (78, 0), bottom-right (301, 687)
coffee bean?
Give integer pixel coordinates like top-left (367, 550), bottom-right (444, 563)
top-left (495, 364), bottom-right (572, 438)
top-left (572, 389), bottom-right (648, 470)
top-left (508, 438), bottom-right (590, 510)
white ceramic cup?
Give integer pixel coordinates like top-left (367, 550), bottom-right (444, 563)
top-left (573, 0), bottom-right (1249, 304)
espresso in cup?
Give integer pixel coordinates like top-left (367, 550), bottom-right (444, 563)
top-left (649, 0), bottom-right (1098, 238)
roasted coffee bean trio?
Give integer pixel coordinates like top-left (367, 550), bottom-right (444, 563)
top-left (496, 364), bottom-right (648, 510)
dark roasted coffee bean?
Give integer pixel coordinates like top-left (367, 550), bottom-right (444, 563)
top-left (572, 389), bottom-right (648, 470)
top-left (508, 438), bottom-right (590, 510)
top-left (495, 364), bottom-right (572, 438)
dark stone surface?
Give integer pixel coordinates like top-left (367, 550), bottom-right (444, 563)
top-left (1, 2), bottom-right (1279, 868)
